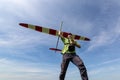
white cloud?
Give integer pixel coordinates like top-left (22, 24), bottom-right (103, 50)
top-left (100, 58), bottom-right (120, 65)
top-left (0, 58), bottom-right (59, 80)
top-left (89, 65), bottom-right (120, 80)
top-left (88, 17), bottom-right (120, 51)
top-left (88, 59), bottom-right (120, 80)
top-left (0, 30), bottom-right (56, 49)
top-left (89, 58), bottom-right (120, 68)
top-left (0, 0), bottom-right (61, 49)
top-left (0, 58), bottom-right (59, 72)
top-left (65, 18), bottom-right (93, 35)
top-left (0, 0), bottom-right (55, 22)
top-left (0, 0), bottom-right (37, 17)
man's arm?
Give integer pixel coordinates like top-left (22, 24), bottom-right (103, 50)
top-left (72, 41), bottom-right (81, 48)
top-left (69, 36), bottom-right (81, 48)
top-left (75, 42), bottom-right (81, 48)
top-left (58, 31), bottom-right (65, 42)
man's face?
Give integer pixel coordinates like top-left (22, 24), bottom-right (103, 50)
top-left (68, 35), bottom-right (73, 39)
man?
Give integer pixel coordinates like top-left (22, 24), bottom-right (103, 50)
top-left (58, 32), bottom-right (89, 80)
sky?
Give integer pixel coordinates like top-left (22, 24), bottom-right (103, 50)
top-left (0, 0), bottom-right (120, 80)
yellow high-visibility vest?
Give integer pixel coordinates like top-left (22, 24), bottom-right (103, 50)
top-left (61, 37), bottom-right (77, 54)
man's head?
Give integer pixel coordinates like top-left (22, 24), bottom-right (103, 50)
top-left (68, 33), bottom-right (73, 39)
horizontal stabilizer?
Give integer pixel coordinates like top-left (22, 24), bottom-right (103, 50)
top-left (49, 48), bottom-right (62, 52)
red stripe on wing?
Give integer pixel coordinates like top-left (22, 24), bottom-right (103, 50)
top-left (35, 26), bottom-right (42, 32)
top-left (49, 29), bottom-right (57, 35)
top-left (62, 32), bottom-right (69, 38)
top-left (74, 35), bottom-right (80, 39)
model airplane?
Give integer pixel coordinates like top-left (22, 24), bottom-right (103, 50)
top-left (19, 23), bottom-right (90, 52)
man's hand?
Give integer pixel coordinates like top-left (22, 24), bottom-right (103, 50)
top-left (58, 31), bottom-right (61, 36)
top-left (58, 31), bottom-right (64, 38)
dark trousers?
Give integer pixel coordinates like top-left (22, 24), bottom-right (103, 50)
top-left (59, 53), bottom-right (88, 80)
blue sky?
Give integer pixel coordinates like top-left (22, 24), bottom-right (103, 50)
top-left (0, 0), bottom-right (120, 80)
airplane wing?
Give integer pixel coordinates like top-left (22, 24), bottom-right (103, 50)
top-left (19, 23), bottom-right (90, 41)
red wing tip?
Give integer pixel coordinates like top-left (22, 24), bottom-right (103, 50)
top-left (19, 23), bottom-right (24, 26)
top-left (85, 38), bottom-right (90, 41)
top-left (49, 48), bottom-right (62, 51)
top-left (19, 23), bottom-right (28, 28)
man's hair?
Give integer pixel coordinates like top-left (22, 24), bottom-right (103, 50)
top-left (68, 33), bottom-right (72, 35)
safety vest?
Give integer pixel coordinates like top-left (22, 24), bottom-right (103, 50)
top-left (61, 37), bottom-right (76, 54)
